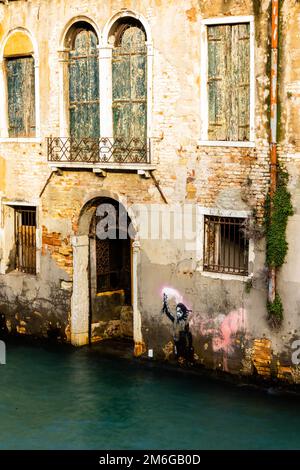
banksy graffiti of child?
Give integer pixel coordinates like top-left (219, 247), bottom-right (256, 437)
top-left (161, 293), bottom-right (194, 362)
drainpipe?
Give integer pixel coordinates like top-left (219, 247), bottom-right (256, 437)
top-left (268, 0), bottom-right (279, 304)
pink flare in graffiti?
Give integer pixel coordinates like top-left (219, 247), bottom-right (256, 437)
top-left (161, 287), bottom-right (183, 305)
top-left (212, 308), bottom-right (246, 354)
top-left (189, 307), bottom-right (247, 372)
top-left (189, 307), bottom-right (246, 355)
top-left (212, 308), bottom-right (246, 372)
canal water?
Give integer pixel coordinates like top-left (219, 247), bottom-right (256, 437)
top-left (0, 340), bottom-right (300, 450)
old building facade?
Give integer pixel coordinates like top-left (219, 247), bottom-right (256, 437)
top-left (0, 0), bottom-right (300, 383)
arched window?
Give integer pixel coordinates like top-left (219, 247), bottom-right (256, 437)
top-left (110, 19), bottom-right (147, 145)
top-left (3, 30), bottom-right (36, 138)
top-left (66, 22), bottom-right (99, 139)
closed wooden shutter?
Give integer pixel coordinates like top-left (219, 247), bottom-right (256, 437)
top-left (112, 25), bottom-right (147, 143)
top-left (207, 23), bottom-right (250, 141)
top-left (6, 56), bottom-right (35, 137)
top-left (69, 29), bottom-right (100, 139)
top-left (236, 24), bottom-right (250, 141)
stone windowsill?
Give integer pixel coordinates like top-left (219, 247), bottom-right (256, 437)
top-left (197, 140), bottom-right (256, 148)
top-left (48, 162), bottom-right (156, 171)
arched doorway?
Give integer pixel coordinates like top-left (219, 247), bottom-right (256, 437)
top-left (88, 198), bottom-right (133, 342)
top-left (71, 194), bottom-right (143, 350)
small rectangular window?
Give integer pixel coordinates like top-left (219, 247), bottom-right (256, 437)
top-left (207, 23), bottom-right (250, 141)
top-left (6, 56), bottom-right (36, 137)
top-left (203, 215), bottom-right (249, 275)
top-left (15, 207), bottom-right (36, 274)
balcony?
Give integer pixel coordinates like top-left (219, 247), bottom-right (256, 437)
top-left (47, 137), bottom-right (154, 172)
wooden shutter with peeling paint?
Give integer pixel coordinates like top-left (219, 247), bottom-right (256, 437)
top-left (207, 23), bottom-right (250, 141)
top-left (69, 29), bottom-right (99, 138)
top-left (6, 56), bottom-right (35, 138)
top-left (112, 25), bottom-right (147, 143)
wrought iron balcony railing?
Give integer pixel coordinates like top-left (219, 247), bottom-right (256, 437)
top-left (47, 137), bottom-right (151, 165)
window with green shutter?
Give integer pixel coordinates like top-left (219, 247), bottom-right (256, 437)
top-left (6, 56), bottom-right (36, 138)
top-left (69, 25), bottom-right (100, 139)
top-left (112, 21), bottom-right (147, 144)
top-left (207, 23), bottom-right (250, 141)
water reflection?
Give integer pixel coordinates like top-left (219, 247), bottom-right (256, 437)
top-left (0, 342), bottom-right (300, 450)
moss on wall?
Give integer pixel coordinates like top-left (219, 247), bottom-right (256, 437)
top-left (265, 165), bottom-right (293, 326)
top-left (267, 293), bottom-right (283, 327)
top-left (265, 167), bottom-right (293, 268)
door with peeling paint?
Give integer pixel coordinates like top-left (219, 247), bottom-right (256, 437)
top-left (112, 24), bottom-right (147, 145)
top-left (69, 29), bottom-right (99, 138)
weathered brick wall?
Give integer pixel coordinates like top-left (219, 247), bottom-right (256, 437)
top-left (1, 0), bottom-right (300, 384)
top-left (0, 0), bottom-right (272, 210)
top-left (40, 170), bottom-right (162, 278)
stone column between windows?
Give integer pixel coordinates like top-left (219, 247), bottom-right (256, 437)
top-left (58, 49), bottom-right (70, 138)
top-left (98, 45), bottom-right (113, 141)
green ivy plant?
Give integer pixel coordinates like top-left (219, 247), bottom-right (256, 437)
top-left (265, 165), bottom-right (293, 327)
top-left (267, 293), bottom-right (283, 328)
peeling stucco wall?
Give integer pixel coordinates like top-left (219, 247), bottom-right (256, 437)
top-left (0, 254), bottom-right (71, 341)
top-left (0, 0), bottom-right (300, 385)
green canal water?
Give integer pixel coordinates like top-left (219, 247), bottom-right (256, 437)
top-left (0, 340), bottom-right (300, 450)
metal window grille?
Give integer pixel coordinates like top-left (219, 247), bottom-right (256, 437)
top-left (95, 238), bottom-right (130, 294)
top-left (203, 216), bottom-right (249, 275)
top-left (90, 207), bottom-right (131, 302)
top-left (15, 207), bottom-right (36, 274)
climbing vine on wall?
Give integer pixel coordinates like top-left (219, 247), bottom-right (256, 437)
top-left (265, 167), bottom-right (293, 267)
top-left (267, 293), bottom-right (283, 328)
top-left (265, 165), bottom-right (294, 327)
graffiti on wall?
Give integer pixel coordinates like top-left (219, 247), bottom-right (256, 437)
top-left (189, 307), bottom-right (247, 371)
top-left (160, 286), bottom-right (247, 371)
top-left (161, 287), bottom-right (194, 363)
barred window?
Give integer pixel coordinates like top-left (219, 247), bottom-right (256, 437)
top-left (96, 238), bottom-right (131, 296)
top-left (15, 207), bottom-right (36, 274)
top-left (90, 202), bottom-right (132, 304)
top-left (203, 215), bottom-right (249, 275)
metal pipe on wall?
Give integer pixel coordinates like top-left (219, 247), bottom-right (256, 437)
top-left (268, 0), bottom-right (279, 304)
